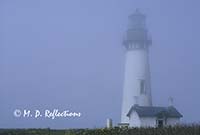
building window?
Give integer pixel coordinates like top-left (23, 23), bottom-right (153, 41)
top-left (140, 80), bottom-right (146, 94)
top-left (157, 119), bottom-right (164, 128)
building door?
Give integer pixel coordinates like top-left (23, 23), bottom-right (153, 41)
top-left (158, 120), bottom-right (164, 128)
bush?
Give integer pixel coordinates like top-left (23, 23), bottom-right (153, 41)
top-left (0, 125), bottom-right (200, 135)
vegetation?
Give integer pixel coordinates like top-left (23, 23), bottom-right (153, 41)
top-left (0, 125), bottom-right (200, 135)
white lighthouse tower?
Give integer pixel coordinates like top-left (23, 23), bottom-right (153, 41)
top-left (121, 9), bottom-right (152, 124)
top-left (120, 10), bottom-right (182, 127)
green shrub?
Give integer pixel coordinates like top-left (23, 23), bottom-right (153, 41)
top-left (0, 125), bottom-right (200, 135)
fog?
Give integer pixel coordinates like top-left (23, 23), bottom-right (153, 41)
top-left (0, 0), bottom-right (200, 128)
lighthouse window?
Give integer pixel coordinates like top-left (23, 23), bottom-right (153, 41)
top-left (140, 80), bottom-right (145, 94)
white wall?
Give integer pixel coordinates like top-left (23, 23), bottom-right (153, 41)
top-left (129, 111), bottom-right (141, 127)
top-left (129, 112), bottom-right (181, 128)
top-left (140, 117), bottom-right (157, 127)
top-left (166, 118), bottom-right (180, 126)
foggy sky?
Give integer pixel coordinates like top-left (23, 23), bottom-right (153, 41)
top-left (1, 0), bottom-right (200, 128)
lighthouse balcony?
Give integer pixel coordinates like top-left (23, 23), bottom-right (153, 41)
top-left (123, 40), bottom-right (151, 50)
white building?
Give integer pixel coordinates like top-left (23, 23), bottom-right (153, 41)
top-left (127, 105), bottom-right (182, 127)
top-left (120, 9), bottom-right (182, 127)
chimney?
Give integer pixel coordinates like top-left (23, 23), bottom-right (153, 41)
top-left (134, 96), bottom-right (139, 105)
top-left (168, 97), bottom-right (174, 106)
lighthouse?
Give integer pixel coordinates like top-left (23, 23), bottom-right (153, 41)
top-left (121, 9), bottom-right (152, 124)
top-left (120, 10), bottom-right (182, 127)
